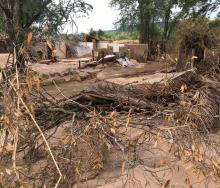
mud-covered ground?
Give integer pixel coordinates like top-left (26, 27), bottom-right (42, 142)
top-left (1, 53), bottom-right (220, 187)
top-left (36, 60), bottom-right (219, 187)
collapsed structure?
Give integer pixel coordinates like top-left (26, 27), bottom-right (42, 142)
top-left (55, 35), bottom-right (148, 62)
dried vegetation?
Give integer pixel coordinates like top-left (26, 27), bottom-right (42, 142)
top-left (0, 36), bottom-right (220, 187)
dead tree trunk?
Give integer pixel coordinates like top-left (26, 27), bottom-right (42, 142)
top-left (176, 35), bottom-right (206, 71)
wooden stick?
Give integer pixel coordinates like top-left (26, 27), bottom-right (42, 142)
top-left (12, 127), bottom-right (20, 180)
top-left (78, 60), bottom-right (81, 69)
top-left (6, 72), bottom-right (62, 188)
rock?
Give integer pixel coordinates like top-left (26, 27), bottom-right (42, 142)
top-left (78, 71), bottom-right (90, 81)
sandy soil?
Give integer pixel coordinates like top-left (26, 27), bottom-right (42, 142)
top-left (1, 52), bottom-right (218, 187)
top-left (97, 62), bottom-right (166, 80)
top-left (40, 64), bottom-right (219, 187)
top-left (42, 60), bottom-right (167, 98)
top-left (41, 120), bottom-right (217, 188)
top-left (0, 53), bottom-right (9, 68)
top-left (106, 72), bottom-right (181, 85)
top-left (30, 58), bottom-right (93, 75)
top-left (44, 79), bottom-right (95, 98)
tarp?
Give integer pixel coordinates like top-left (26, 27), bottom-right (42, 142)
top-left (117, 57), bottom-right (132, 67)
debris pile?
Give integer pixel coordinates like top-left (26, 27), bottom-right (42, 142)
top-left (0, 56), bottom-right (220, 187)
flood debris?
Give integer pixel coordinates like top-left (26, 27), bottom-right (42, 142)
top-left (96, 54), bottom-right (116, 64)
top-left (116, 56), bottom-right (131, 67)
top-left (1, 58), bottom-right (220, 187)
top-left (0, 20), bottom-right (220, 188)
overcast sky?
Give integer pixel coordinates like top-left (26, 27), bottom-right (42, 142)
top-left (64, 0), bottom-right (119, 34)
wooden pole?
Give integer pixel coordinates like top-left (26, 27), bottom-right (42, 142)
top-left (92, 50), bottom-right (94, 61)
top-left (78, 60), bottom-right (81, 69)
top-left (102, 51), bottom-right (105, 67)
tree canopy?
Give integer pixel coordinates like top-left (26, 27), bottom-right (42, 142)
top-left (0, 0), bottom-right (92, 66)
top-left (0, 0), bottom-right (92, 38)
top-left (110, 0), bottom-right (220, 43)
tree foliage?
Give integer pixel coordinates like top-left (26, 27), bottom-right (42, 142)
top-left (0, 0), bottom-right (92, 66)
top-left (110, 0), bottom-right (220, 43)
top-left (0, 11), bottom-right (5, 34)
top-left (89, 28), bottom-right (109, 40)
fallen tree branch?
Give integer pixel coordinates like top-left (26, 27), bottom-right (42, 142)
top-left (5, 71), bottom-right (63, 188)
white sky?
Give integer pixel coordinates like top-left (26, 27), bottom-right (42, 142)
top-left (64, 0), bottom-right (119, 34)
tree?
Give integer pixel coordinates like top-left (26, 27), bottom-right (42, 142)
top-left (97, 29), bottom-right (105, 39)
top-left (88, 28), bottom-right (107, 40)
top-left (110, 0), bottom-right (150, 43)
top-left (89, 28), bottom-right (97, 37)
top-left (110, 0), bottom-right (178, 43)
top-left (0, 0), bottom-right (92, 67)
top-left (0, 11), bottom-right (5, 34)
top-left (110, 0), bottom-right (220, 44)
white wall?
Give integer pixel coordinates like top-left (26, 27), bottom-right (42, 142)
top-left (97, 41), bottom-right (125, 53)
top-left (76, 42), bottom-right (93, 57)
top-left (97, 41), bottom-right (109, 49)
top-left (109, 43), bottom-right (125, 53)
top-left (65, 41), bottom-right (125, 58)
top-left (56, 42), bottom-right (66, 58)
top-left (79, 42), bottom-right (93, 49)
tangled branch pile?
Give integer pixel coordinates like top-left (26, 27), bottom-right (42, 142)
top-left (0, 65), bottom-right (220, 187)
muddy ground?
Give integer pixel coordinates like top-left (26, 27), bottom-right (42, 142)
top-left (42, 61), bottom-right (166, 97)
top-left (1, 53), bottom-right (220, 188)
top-left (35, 58), bottom-right (219, 187)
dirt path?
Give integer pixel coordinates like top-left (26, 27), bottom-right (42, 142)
top-left (43, 79), bottom-right (95, 98)
top-left (97, 62), bottom-right (166, 80)
top-left (43, 61), bottom-right (166, 98)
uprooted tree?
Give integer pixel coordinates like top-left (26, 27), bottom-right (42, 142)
top-left (0, 0), bottom-right (92, 67)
